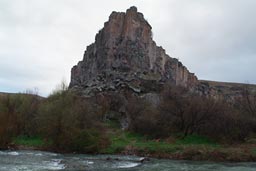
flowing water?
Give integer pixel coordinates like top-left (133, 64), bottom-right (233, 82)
top-left (0, 150), bottom-right (256, 171)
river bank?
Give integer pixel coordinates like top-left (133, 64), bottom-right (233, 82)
top-left (8, 131), bottom-right (256, 163)
top-left (6, 143), bottom-right (256, 163)
top-left (121, 144), bottom-right (256, 162)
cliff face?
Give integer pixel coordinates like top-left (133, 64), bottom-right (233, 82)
top-left (198, 80), bottom-right (256, 101)
top-left (69, 7), bottom-right (198, 95)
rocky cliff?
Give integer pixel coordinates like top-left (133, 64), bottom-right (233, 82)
top-left (69, 6), bottom-right (198, 95)
top-left (198, 80), bottom-right (256, 101)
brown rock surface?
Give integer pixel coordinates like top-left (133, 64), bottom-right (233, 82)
top-left (69, 6), bottom-right (198, 95)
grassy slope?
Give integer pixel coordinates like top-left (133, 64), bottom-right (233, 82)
top-left (0, 92), bottom-right (44, 99)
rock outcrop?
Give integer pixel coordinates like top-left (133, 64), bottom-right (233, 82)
top-left (198, 80), bottom-right (256, 101)
top-left (69, 6), bottom-right (198, 95)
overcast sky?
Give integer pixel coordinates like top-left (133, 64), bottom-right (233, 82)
top-left (1, 0), bottom-right (256, 96)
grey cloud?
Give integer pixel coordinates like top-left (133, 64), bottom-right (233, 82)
top-left (148, 0), bottom-right (256, 84)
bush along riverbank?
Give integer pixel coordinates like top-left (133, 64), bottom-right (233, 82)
top-left (100, 122), bottom-right (256, 162)
top-left (1, 83), bottom-right (256, 162)
top-left (10, 125), bottom-right (256, 162)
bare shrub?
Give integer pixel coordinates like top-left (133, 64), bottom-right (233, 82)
top-left (0, 91), bottom-right (41, 148)
top-left (38, 88), bottom-right (109, 152)
top-left (126, 95), bottom-right (162, 137)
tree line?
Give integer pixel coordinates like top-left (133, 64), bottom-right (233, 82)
top-left (0, 83), bottom-right (256, 151)
top-left (127, 85), bottom-right (256, 142)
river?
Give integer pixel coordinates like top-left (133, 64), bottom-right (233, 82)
top-left (0, 150), bottom-right (256, 171)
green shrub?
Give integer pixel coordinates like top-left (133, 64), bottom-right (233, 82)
top-left (37, 86), bottom-right (109, 152)
top-left (70, 129), bottom-right (109, 153)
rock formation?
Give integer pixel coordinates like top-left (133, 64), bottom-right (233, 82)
top-left (198, 80), bottom-right (256, 101)
top-left (69, 6), bottom-right (198, 95)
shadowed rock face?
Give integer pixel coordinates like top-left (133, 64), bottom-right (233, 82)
top-left (69, 6), bottom-right (198, 95)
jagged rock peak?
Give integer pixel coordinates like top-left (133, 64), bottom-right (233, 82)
top-left (69, 7), bottom-right (198, 95)
top-left (98, 6), bottom-right (152, 47)
top-left (127, 6), bottom-right (137, 12)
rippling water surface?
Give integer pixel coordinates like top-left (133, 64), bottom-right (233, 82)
top-left (0, 150), bottom-right (256, 171)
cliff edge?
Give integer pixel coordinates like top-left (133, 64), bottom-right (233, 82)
top-left (69, 6), bottom-right (198, 95)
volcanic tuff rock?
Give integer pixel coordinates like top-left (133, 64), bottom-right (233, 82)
top-left (69, 6), bottom-right (198, 95)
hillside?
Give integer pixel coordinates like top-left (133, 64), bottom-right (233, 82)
top-left (0, 92), bottom-right (44, 99)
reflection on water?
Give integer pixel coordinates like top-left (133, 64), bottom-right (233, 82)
top-left (0, 150), bottom-right (256, 171)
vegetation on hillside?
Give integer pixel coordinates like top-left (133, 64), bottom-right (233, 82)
top-left (126, 85), bottom-right (256, 142)
top-left (0, 82), bottom-right (256, 161)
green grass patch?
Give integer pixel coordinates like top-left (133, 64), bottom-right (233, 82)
top-left (101, 131), bottom-right (137, 153)
top-left (101, 127), bottom-right (220, 155)
top-left (251, 148), bottom-right (256, 156)
top-left (134, 140), bottom-right (182, 153)
top-left (176, 135), bottom-right (217, 145)
top-left (13, 136), bottom-right (45, 147)
top-left (102, 130), bottom-right (182, 154)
